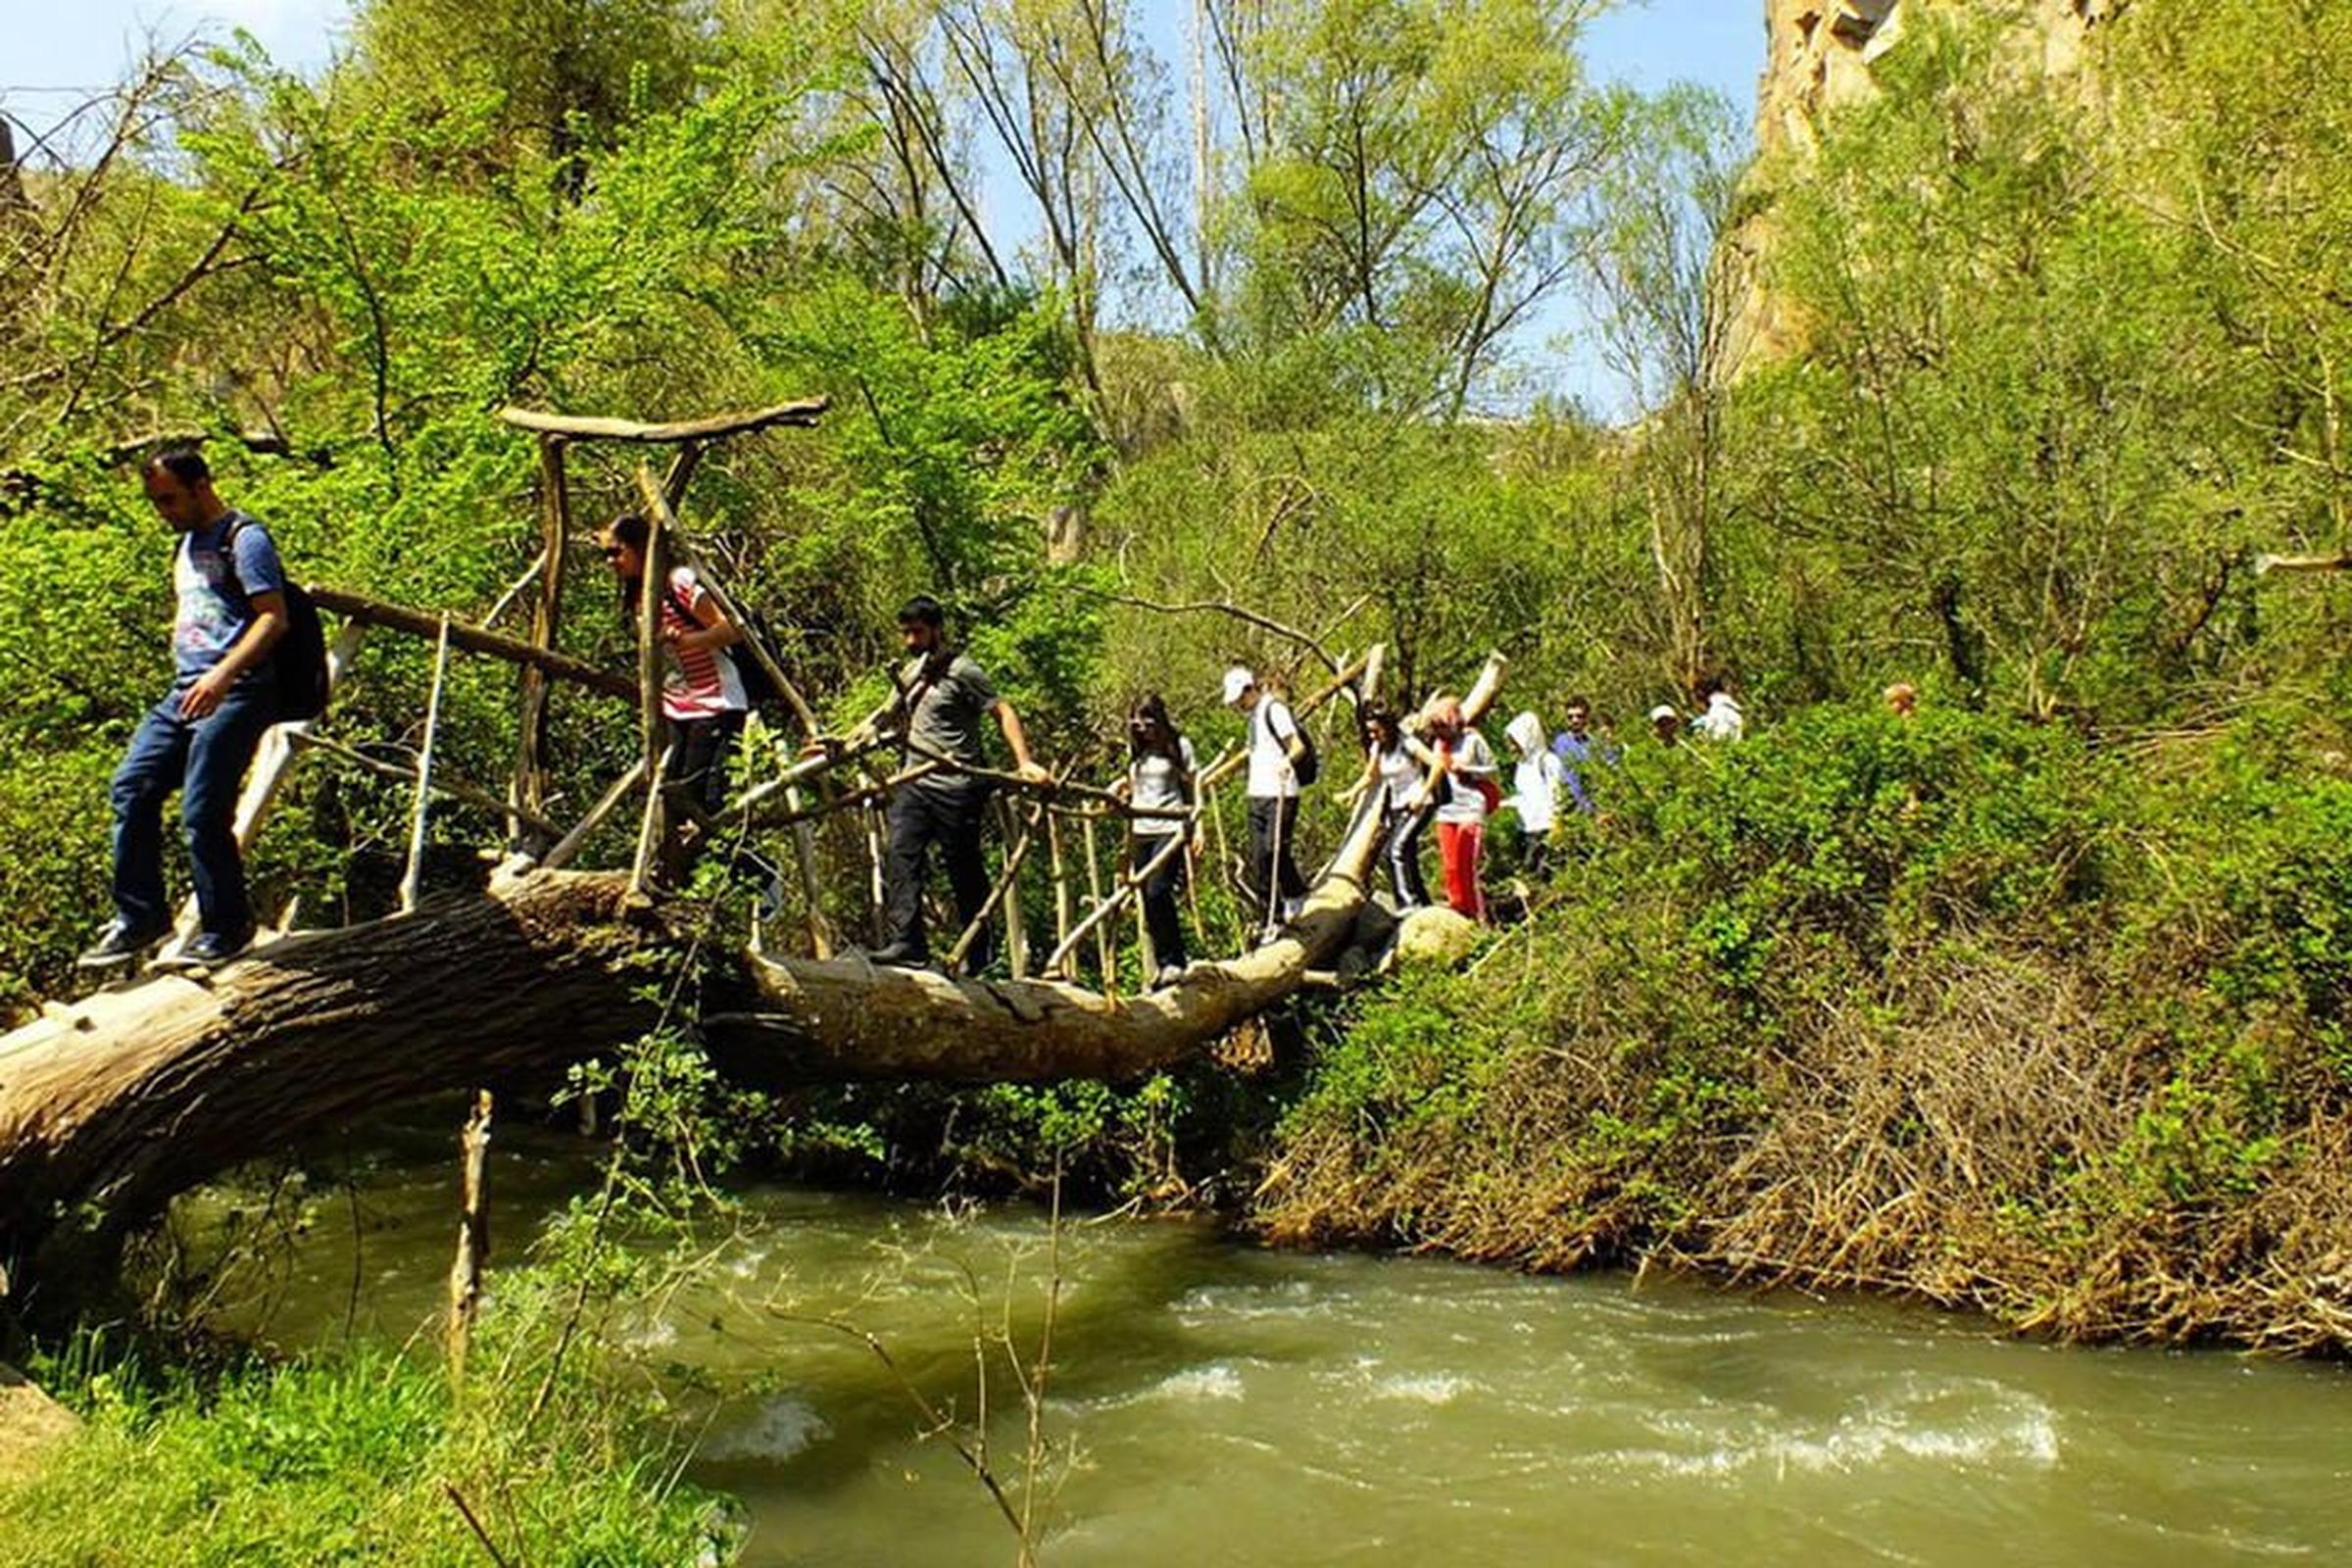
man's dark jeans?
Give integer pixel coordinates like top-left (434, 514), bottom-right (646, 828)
top-left (882, 776), bottom-right (993, 963)
top-left (110, 676), bottom-right (276, 939)
top-left (1247, 795), bottom-right (1307, 910)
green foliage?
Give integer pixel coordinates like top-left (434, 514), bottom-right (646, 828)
top-left (0, 1344), bottom-right (723, 1566)
top-left (1267, 704), bottom-right (2352, 1339)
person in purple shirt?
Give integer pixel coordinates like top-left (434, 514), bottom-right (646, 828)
top-left (77, 449), bottom-right (290, 972)
top-left (1549, 695), bottom-right (1615, 814)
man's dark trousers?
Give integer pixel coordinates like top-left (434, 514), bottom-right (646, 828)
top-left (883, 776), bottom-right (993, 964)
top-left (110, 675), bottom-right (276, 939)
top-left (1247, 795), bottom-right (1307, 909)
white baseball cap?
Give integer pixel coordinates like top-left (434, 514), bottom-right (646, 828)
top-left (1221, 665), bottom-right (1255, 706)
top-left (1647, 704), bottom-right (1678, 722)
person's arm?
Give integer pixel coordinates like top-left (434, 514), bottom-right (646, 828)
top-left (994, 700), bottom-right (1049, 783)
top-left (665, 580), bottom-right (743, 654)
top-left (181, 591), bottom-right (289, 717)
top-left (1271, 701), bottom-right (1307, 767)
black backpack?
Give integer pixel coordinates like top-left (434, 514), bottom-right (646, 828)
top-left (220, 516), bottom-right (330, 722)
top-left (1260, 699), bottom-right (1320, 787)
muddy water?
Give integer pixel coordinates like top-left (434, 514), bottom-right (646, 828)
top-left (199, 1116), bottom-right (2352, 1565)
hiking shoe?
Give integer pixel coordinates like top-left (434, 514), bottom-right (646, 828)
top-left (151, 926), bottom-right (255, 974)
top-left (863, 943), bottom-right (929, 969)
top-left (1151, 964), bottom-right (1185, 990)
top-left (76, 918), bottom-right (171, 970)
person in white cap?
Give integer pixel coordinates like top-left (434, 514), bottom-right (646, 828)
top-left (1647, 703), bottom-right (1681, 745)
top-left (1223, 664), bottom-right (1310, 934)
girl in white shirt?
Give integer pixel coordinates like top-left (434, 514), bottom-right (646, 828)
top-left (1124, 694), bottom-right (1197, 985)
top-left (1344, 708), bottom-right (1431, 908)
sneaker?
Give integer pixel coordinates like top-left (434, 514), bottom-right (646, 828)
top-left (76, 917), bottom-right (171, 970)
top-left (1151, 964), bottom-right (1185, 990)
top-left (151, 926), bottom-right (255, 974)
top-left (863, 943), bottom-right (929, 969)
top-left (1281, 896), bottom-right (1306, 922)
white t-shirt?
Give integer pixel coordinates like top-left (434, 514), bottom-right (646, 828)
top-left (1375, 741), bottom-right (1420, 811)
top-left (1247, 698), bottom-right (1302, 800)
top-left (1129, 736), bottom-right (1197, 837)
top-left (1434, 729), bottom-right (1496, 826)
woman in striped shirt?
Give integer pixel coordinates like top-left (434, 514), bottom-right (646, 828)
top-left (599, 514), bottom-right (748, 877)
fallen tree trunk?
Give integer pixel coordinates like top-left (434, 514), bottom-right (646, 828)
top-left (0, 872), bottom-right (662, 1310)
top-left (0, 848), bottom-right (1374, 1309)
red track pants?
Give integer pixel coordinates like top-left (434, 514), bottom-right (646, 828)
top-left (1437, 820), bottom-right (1485, 921)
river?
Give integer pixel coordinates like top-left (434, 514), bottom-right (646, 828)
top-left (185, 1111), bottom-right (2352, 1566)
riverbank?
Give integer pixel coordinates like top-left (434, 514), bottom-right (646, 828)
top-left (1250, 702), bottom-right (2352, 1355)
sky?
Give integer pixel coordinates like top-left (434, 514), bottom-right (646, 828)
top-left (2, 0), bottom-right (1768, 411)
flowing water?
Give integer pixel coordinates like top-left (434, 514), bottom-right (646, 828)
top-left (197, 1114), bottom-right (2352, 1566)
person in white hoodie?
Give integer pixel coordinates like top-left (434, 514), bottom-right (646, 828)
top-left (1690, 675), bottom-right (1745, 743)
top-left (1503, 710), bottom-right (1564, 876)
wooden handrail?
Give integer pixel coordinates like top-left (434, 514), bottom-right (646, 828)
top-left (495, 399), bottom-right (829, 444)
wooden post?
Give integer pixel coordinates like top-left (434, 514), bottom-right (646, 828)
top-left (1204, 782), bottom-right (1235, 950)
top-left (627, 475), bottom-right (670, 898)
top-left (785, 784), bottom-right (833, 958)
top-left (1047, 813), bottom-right (1075, 980)
top-left (444, 1090), bottom-right (493, 1381)
top-left (512, 436), bottom-right (569, 843)
top-left (862, 797), bottom-right (888, 946)
top-left (400, 616), bottom-right (453, 914)
top-left (1001, 798), bottom-right (1032, 979)
top-left (1082, 814), bottom-right (1113, 993)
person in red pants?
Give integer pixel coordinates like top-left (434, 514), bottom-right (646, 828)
top-left (1423, 695), bottom-right (1497, 921)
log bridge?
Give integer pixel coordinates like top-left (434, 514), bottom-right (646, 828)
top-left (0, 399), bottom-right (1504, 1308)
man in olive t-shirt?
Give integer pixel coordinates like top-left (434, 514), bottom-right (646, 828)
top-left (871, 595), bottom-right (1047, 969)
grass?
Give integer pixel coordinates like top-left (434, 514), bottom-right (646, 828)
top-left (0, 1335), bottom-right (731, 1567)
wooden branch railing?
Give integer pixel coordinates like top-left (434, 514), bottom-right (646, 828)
top-left (286, 733), bottom-right (559, 842)
top-left (496, 399), bottom-right (828, 445)
top-left (309, 586), bottom-right (639, 702)
top-left (1044, 829), bottom-right (1190, 973)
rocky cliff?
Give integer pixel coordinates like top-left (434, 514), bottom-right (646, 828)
top-left (1726, 0), bottom-right (2131, 371)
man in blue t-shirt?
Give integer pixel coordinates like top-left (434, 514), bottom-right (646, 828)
top-left (1549, 695), bottom-right (1616, 814)
top-left (78, 449), bottom-right (292, 971)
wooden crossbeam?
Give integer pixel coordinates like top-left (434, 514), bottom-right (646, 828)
top-left (309, 586), bottom-right (639, 702)
top-left (495, 399), bottom-right (829, 444)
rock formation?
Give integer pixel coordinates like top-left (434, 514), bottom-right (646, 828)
top-left (1725, 0), bottom-right (2132, 373)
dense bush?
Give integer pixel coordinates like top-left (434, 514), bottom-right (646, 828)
top-left (1262, 706), bottom-right (2352, 1348)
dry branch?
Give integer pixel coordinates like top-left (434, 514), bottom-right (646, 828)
top-left (309, 586), bottom-right (638, 702)
top-left (496, 400), bottom-right (829, 444)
